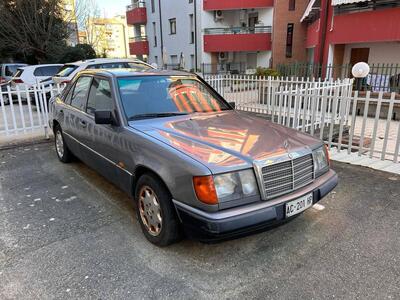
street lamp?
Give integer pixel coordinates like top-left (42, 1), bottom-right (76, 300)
top-left (351, 62), bottom-right (370, 91)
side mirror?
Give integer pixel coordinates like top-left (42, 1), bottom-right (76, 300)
top-left (94, 110), bottom-right (115, 125)
top-left (229, 102), bottom-right (236, 109)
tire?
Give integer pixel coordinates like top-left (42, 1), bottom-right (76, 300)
top-left (135, 173), bottom-right (182, 246)
top-left (54, 125), bottom-right (72, 163)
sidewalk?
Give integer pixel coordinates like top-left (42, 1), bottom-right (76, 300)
top-left (0, 129), bottom-right (52, 150)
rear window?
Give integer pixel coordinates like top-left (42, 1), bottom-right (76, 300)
top-left (34, 66), bottom-right (62, 77)
top-left (86, 62), bottom-right (152, 71)
top-left (5, 65), bottom-right (25, 77)
top-left (13, 69), bottom-right (24, 78)
top-left (87, 62), bottom-right (127, 69)
top-left (55, 65), bottom-right (78, 77)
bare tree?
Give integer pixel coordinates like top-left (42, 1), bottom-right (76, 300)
top-left (73, 0), bottom-right (103, 49)
top-left (0, 0), bottom-right (71, 63)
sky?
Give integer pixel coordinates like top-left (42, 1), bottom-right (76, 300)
top-left (96, 0), bottom-right (128, 18)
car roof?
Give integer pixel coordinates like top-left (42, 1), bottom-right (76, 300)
top-left (66, 58), bottom-right (150, 66)
top-left (1, 63), bottom-right (28, 67)
top-left (19, 64), bottom-right (63, 70)
top-left (77, 68), bottom-right (194, 78)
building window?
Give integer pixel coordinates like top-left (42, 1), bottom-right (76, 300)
top-left (190, 54), bottom-right (195, 71)
top-left (169, 18), bottom-right (176, 35)
top-left (151, 0), bottom-right (155, 13)
top-left (189, 0), bottom-right (193, 3)
top-left (189, 14), bottom-right (194, 44)
top-left (152, 22), bottom-right (157, 47)
top-left (286, 23), bottom-right (294, 58)
top-left (289, 0), bottom-right (295, 11)
top-left (170, 55), bottom-right (178, 65)
top-left (154, 56), bottom-right (158, 66)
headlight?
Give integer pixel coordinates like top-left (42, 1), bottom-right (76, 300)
top-left (213, 169), bottom-right (258, 202)
top-left (313, 146), bottom-right (329, 177)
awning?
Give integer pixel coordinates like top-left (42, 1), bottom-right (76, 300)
top-left (301, 0), bottom-right (318, 22)
top-left (331, 0), bottom-right (370, 5)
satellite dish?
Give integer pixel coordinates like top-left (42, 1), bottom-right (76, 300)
top-left (352, 62), bottom-right (370, 78)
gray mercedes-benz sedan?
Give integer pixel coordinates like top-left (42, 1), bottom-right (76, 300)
top-left (49, 69), bottom-right (338, 246)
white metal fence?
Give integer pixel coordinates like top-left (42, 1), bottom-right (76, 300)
top-left (205, 74), bottom-right (400, 164)
top-left (0, 83), bottom-right (65, 138)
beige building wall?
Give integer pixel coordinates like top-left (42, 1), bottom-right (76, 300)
top-left (87, 16), bottom-right (130, 58)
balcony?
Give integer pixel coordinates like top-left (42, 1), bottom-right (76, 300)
top-left (203, 0), bottom-right (274, 11)
top-left (126, 1), bottom-right (147, 25)
top-left (129, 36), bottom-right (149, 55)
top-left (203, 26), bottom-right (272, 52)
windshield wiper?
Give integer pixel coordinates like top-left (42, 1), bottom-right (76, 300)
top-left (128, 112), bottom-right (189, 120)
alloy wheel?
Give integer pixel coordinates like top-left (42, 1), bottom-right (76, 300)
top-left (138, 186), bottom-right (163, 236)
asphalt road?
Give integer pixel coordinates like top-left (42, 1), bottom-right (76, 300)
top-left (0, 143), bottom-right (399, 299)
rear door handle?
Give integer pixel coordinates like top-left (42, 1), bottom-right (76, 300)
top-left (79, 120), bottom-right (87, 128)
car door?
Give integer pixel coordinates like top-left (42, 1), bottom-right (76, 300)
top-left (63, 75), bottom-right (93, 159)
top-left (82, 76), bottom-right (132, 193)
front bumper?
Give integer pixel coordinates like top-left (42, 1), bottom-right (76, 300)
top-left (173, 169), bottom-right (338, 241)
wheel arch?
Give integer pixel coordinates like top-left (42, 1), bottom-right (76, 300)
top-left (133, 165), bottom-right (172, 198)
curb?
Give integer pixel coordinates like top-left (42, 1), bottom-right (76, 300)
top-left (0, 136), bottom-right (53, 151)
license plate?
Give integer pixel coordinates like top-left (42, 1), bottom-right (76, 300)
top-left (285, 193), bottom-right (313, 218)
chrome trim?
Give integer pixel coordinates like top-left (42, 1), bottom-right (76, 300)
top-left (253, 148), bottom-right (312, 200)
top-left (63, 132), bottom-right (133, 176)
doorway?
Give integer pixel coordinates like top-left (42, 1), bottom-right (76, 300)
top-left (350, 48), bottom-right (370, 65)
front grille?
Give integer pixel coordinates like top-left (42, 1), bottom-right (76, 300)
top-left (261, 154), bottom-right (314, 199)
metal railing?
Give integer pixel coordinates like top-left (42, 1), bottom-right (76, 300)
top-left (0, 83), bottom-right (65, 138)
top-left (129, 36), bottom-right (148, 43)
top-left (334, 0), bottom-right (400, 15)
top-left (204, 74), bottom-right (400, 164)
top-left (204, 26), bottom-right (272, 35)
top-left (127, 0), bottom-right (145, 10)
top-left (201, 63), bottom-right (248, 75)
top-left (277, 63), bottom-right (400, 94)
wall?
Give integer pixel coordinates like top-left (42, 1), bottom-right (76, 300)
top-left (342, 42), bottom-right (400, 65)
top-left (145, 0), bottom-right (200, 69)
top-left (272, 0), bottom-right (309, 67)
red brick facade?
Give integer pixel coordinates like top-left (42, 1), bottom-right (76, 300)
top-left (272, 0), bottom-right (309, 67)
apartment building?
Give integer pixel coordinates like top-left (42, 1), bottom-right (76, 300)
top-left (302, 0), bottom-right (400, 70)
top-left (63, 0), bottom-right (79, 46)
top-left (128, 0), bottom-right (298, 73)
top-left (86, 16), bottom-right (131, 58)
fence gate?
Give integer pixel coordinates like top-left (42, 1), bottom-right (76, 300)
top-left (0, 83), bottom-right (65, 139)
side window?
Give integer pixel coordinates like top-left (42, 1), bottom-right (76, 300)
top-left (86, 78), bottom-right (113, 115)
top-left (34, 67), bottom-right (44, 76)
top-left (70, 76), bottom-right (92, 111)
top-left (63, 83), bottom-right (75, 104)
top-left (40, 66), bottom-right (61, 76)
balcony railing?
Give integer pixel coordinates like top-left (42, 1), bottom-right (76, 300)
top-left (129, 36), bottom-right (148, 42)
top-left (204, 26), bottom-right (272, 35)
top-left (127, 0), bottom-right (145, 11)
top-left (334, 0), bottom-right (400, 15)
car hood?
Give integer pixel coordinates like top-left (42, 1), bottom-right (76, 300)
top-left (129, 111), bottom-right (322, 173)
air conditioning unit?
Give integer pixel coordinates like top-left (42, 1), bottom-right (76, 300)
top-left (214, 10), bottom-right (224, 21)
top-left (219, 52), bottom-right (228, 61)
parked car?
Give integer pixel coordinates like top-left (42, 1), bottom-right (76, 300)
top-left (10, 64), bottom-right (63, 91)
top-left (0, 63), bottom-right (28, 85)
top-left (49, 69), bottom-right (338, 246)
top-left (52, 58), bottom-right (154, 85)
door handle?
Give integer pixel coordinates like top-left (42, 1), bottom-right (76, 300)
top-left (79, 120), bottom-right (87, 128)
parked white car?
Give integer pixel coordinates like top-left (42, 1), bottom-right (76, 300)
top-left (11, 64), bottom-right (63, 90)
top-left (52, 58), bottom-right (154, 85)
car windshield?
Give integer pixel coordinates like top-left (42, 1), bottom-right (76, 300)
top-left (118, 76), bottom-right (231, 120)
top-left (55, 65), bottom-right (78, 77)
